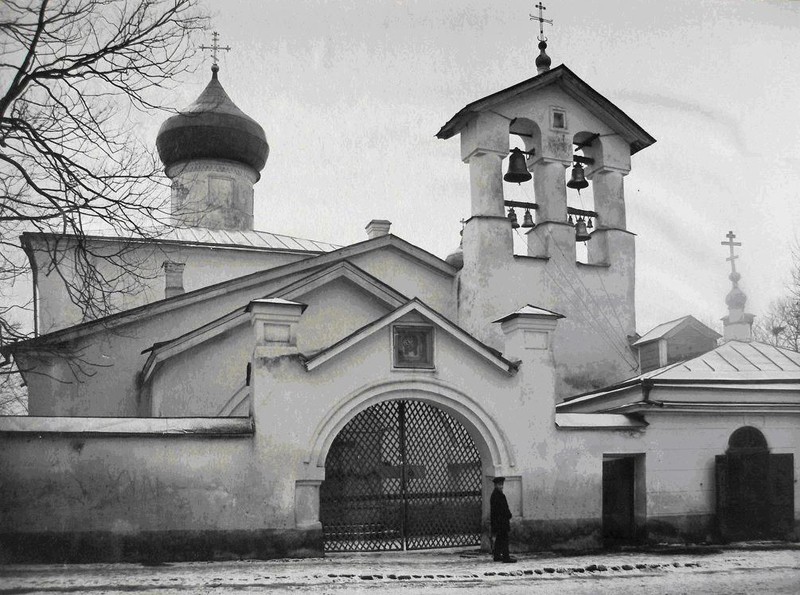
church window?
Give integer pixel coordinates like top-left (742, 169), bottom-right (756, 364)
top-left (392, 325), bottom-right (434, 369)
top-left (550, 107), bottom-right (567, 130)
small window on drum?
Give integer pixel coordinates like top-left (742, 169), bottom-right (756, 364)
top-left (393, 325), bottom-right (434, 369)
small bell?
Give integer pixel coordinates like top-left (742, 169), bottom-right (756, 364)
top-left (507, 207), bottom-right (520, 229)
top-left (568, 214), bottom-right (574, 225)
top-left (575, 217), bottom-right (591, 242)
top-left (587, 217), bottom-right (593, 229)
top-left (504, 148), bottom-right (532, 184)
top-left (521, 208), bottom-right (535, 228)
top-left (567, 163), bottom-right (589, 192)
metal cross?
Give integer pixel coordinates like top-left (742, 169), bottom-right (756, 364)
top-left (721, 230), bottom-right (742, 275)
top-left (200, 31), bottom-right (231, 68)
top-left (530, 2), bottom-right (553, 41)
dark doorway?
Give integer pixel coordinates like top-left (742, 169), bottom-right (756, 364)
top-left (715, 426), bottom-right (794, 540)
top-left (603, 456), bottom-right (636, 543)
top-left (320, 399), bottom-right (482, 552)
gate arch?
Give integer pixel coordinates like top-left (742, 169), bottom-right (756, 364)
top-left (320, 398), bottom-right (483, 551)
top-left (305, 378), bottom-right (514, 477)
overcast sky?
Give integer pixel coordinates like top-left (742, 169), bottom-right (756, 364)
top-left (157, 0), bottom-right (800, 334)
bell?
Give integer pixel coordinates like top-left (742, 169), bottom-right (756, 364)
top-left (575, 217), bottom-right (591, 242)
top-left (504, 148), bottom-right (532, 184)
top-left (507, 207), bottom-right (520, 228)
top-left (567, 163), bottom-right (589, 191)
top-left (587, 217), bottom-right (593, 229)
top-left (521, 208), bottom-right (535, 228)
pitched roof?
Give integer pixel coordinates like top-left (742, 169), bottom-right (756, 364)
top-left (493, 304), bottom-right (565, 323)
top-left (633, 315), bottom-right (721, 346)
top-left (6, 234), bottom-right (455, 353)
top-left (436, 65), bottom-right (656, 155)
top-left (139, 262), bottom-right (408, 383)
top-left (304, 298), bottom-right (518, 374)
top-left (557, 340), bottom-right (800, 413)
top-left (22, 226), bottom-right (342, 254)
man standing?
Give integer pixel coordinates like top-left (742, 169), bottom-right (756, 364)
top-left (490, 476), bottom-right (516, 563)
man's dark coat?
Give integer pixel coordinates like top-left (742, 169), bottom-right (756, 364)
top-left (490, 488), bottom-right (512, 534)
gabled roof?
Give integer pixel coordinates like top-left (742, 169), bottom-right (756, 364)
top-left (22, 226), bottom-right (342, 254)
top-left (557, 340), bottom-right (800, 414)
top-left (304, 298), bottom-right (518, 374)
top-left (268, 261), bottom-right (408, 308)
top-left (140, 262), bottom-right (408, 383)
top-left (6, 234), bottom-right (455, 354)
top-left (436, 65), bottom-right (656, 155)
top-left (633, 315), bottom-right (721, 346)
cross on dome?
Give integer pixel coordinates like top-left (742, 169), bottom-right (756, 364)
top-left (530, 3), bottom-right (553, 73)
top-left (200, 31), bottom-right (231, 74)
top-left (721, 230), bottom-right (742, 278)
top-left (531, 2), bottom-right (553, 41)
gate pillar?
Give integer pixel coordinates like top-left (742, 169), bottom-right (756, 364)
top-left (295, 479), bottom-right (323, 530)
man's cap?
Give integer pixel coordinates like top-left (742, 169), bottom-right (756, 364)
top-left (492, 476), bottom-right (506, 484)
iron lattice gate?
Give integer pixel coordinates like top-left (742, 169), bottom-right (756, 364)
top-left (320, 399), bottom-right (482, 551)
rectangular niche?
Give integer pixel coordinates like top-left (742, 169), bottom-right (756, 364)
top-left (392, 325), bottom-right (434, 369)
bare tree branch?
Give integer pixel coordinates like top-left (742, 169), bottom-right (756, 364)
top-left (0, 0), bottom-right (207, 368)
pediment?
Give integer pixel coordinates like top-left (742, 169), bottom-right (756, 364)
top-left (141, 263), bottom-right (408, 383)
top-left (268, 261), bottom-right (407, 309)
top-left (304, 298), bottom-right (517, 374)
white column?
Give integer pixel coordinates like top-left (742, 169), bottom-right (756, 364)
top-left (532, 158), bottom-right (569, 223)
top-left (589, 167), bottom-right (627, 230)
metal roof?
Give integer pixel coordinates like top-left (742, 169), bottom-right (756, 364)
top-left (633, 315), bottom-right (720, 346)
top-left (559, 340), bottom-right (800, 411)
top-left (655, 340), bottom-right (800, 380)
top-left (41, 226), bottom-right (343, 253)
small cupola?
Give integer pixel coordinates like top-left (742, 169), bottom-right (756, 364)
top-left (720, 231), bottom-right (755, 342)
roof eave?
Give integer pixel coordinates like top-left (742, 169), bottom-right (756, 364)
top-left (436, 65), bottom-right (656, 155)
top-left (7, 234), bottom-right (455, 353)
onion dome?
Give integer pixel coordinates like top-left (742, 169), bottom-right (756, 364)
top-left (157, 66), bottom-right (269, 173)
top-left (445, 245), bottom-right (464, 270)
top-left (725, 272), bottom-right (747, 310)
top-left (535, 40), bottom-right (551, 74)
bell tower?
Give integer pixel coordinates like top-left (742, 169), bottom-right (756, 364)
top-left (436, 12), bottom-right (656, 394)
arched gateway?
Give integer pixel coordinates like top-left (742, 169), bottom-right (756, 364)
top-left (320, 399), bottom-right (482, 551)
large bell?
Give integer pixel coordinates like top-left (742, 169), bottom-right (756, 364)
top-left (504, 148), bottom-right (532, 184)
top-left (575, 217), bottom-right (591, 242)
top-left (521, 208), bottom-right (535, 228)
top-left (566, 163), bottom-right (589, 191)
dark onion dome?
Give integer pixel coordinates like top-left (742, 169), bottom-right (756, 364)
top-left (157, 67), bottom-right (269, 173)
top-left (535, 40), bottom-right (551, 72)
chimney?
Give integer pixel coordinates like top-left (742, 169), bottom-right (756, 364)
top-left (163, 261), bottom-right (185, 299)
top-left (365, 219), bottom-right (391, 240)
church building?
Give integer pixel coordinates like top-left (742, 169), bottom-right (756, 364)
top-left (0, 26), bottom-right (797, 562)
